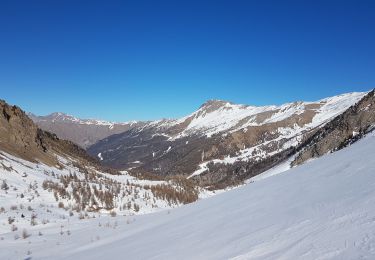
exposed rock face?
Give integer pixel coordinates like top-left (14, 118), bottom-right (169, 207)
top-left (29, 112), bottom-right (146, 148)
top-left (292, 89), bottom-right (375, 166)
top-left (0, 100), bottom-right (52, 164)
top-left (0, 100), bottom-right (100, 168)
top-left (87, 92), bottom-right (366, 187)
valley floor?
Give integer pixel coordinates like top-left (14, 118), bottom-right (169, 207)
top-left (2, 132), bottom-right (375, 259)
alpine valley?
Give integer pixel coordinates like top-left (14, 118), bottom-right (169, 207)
top-left (32, 91), bottom-right (373, 188)
top-left (2, 89), bottom-right (375, 259)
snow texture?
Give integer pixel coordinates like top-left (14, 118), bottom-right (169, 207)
top-left (2, 131), bottom-right (375, 259)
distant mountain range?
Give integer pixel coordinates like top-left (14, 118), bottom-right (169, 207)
top-left (29, 91), bottom-right (375, 188)
top-left (28, 112), bottom-right (146, 148)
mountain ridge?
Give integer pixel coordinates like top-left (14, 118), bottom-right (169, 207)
top-left (32, 91), bottom-right (367, 127)
top-left (27, 91), bottom-right (371, 188)
top-left (31, 91), bottom-right (367, 144)
top-left (85, 91), bottom-right (368, 188)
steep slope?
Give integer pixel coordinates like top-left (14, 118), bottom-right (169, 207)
top-left (2, 129), bottom-right (375, 259)
top-left (0, 100), bottom-right (95, 167)
top-left (29, 112), bottom-right (146, 148)
top-left (87, 92), bottom-right (366, 187)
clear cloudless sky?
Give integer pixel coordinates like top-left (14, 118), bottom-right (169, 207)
top-left (0, 0), bottom-right (374, 121)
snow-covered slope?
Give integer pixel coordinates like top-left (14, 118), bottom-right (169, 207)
top-left (169, 92), bottom-right (366, 138)
top-left (2, 131), bottom-right (375, 259)
top-left (0, 151), bottom-right (187, 216)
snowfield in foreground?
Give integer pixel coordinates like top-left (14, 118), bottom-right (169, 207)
top-left (2, 132), bottom-right (375, 259)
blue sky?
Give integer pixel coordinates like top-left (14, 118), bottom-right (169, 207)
top-left (0, 0), bottom-right (374, 121)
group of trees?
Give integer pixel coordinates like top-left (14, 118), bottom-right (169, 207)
top-left (42, 177), bottom-right (117, 211)
top-left (147, 177), bottom-right (199, 205)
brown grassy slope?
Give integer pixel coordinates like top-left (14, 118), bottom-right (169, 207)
top-left (0, 99), bottom-right (105, 170)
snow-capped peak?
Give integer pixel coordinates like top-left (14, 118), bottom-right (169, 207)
top-left (169, 92), bottom-right (368, 138)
